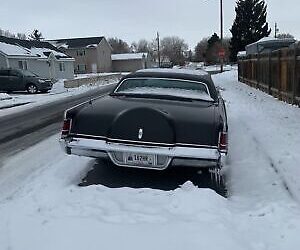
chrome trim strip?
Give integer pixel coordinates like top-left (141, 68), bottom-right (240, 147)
top-left (63, 93), bottom-right (108, 119)
top-left (64, 138), bottom-right (220, 161)
top-left (114, 77), bottom-right (212, 100)
top-left (69, 133), bottom-right (218, 149)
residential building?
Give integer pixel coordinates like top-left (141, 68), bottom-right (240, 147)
top-left (111, 53), bottom-right (152, 72)
top-left (246, 37), bottom-right (296, 55)
top-left (48, 37), bottom-right (112, 74)
top-left (0, 36), bottom-right (74, 79)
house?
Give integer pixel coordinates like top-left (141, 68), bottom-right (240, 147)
top-left (48, 37), bottom-right (112, 74)
top-left (246, 37), bottom-right (296, 55)
top-left (0, 36), bottom-right (74, 79)
top-left (111, 53), bottom-right (152, 72)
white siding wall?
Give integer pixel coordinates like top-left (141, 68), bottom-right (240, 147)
top-left (6, 58), bottom-right (74, 79)
top-left (7, 58), bottom-right (50, 78)
top-left (97, 39), bottom-right (112, 72)
top-left (54, 60), bottom-right (74, 79)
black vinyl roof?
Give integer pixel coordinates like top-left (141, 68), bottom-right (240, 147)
top-left (49, 36), bottom-right (104, 48)
top-left (122, 68), bottom-right (218, 100)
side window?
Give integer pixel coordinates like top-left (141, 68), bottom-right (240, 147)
top-left (59, 62), bottom-right (65, 72)
top-left (18, 61), bottom-right (28, 70)
top-left (18, 61), bottom-right (23, 69)
top-left (77, 64), bottom-right (86, 72)
top-left (76, 50), bottom-right (85, 56)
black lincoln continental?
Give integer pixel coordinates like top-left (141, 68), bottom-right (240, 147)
top-left (61, 68), bottom-right (228, 190)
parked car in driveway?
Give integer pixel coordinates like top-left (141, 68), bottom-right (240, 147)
top-left (0, 69), bottom-right (53, 94)
top-left (60, 68), bottom-right (228, 192)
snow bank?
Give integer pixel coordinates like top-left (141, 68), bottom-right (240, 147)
top-left (1, 133), bottom-right (300, 250)
top-left (213, 70), bottom-right (300, 202)
top-left (0, 93), bottom-right (12, 100)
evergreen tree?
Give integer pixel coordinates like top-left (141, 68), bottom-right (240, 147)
top-left (206, 33), bottom-right (221, 64)
top-left (230, 0), bottom-right (271, 61)
top-left (207, 33), bottom-right (220, 49)
top-left (29, 29), bottom-right (43, 41)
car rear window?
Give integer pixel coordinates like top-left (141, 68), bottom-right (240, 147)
top-left (115, 78), bottom-right (213, 101)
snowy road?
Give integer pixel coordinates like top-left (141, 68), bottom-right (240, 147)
top-left (0, 70), bottom-right (300, 250)
top-left (0, 84), bottom-right (116, 161)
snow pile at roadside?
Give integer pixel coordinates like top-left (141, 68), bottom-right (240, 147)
top-left (0, 134), bottom-right (300, 250)
top-left (0, 93), bottom-right (12, 100)
top-left (213, 70), bottom-right (300, 202)
top-left (0, 78), bottom-right (116, 116)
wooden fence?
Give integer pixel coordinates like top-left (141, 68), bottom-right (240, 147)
top-left (238, 45), bottom-right (300, 106)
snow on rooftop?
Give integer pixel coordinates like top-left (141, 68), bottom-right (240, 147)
top-left (237, 51), bottom-right (247, 57)
top-left (248, 36), bottom-right (295, 46)
top-left (112, 53), bottom-right (148, 61)
top-left (0, 42), bottom-right (31, 56)
top-left (0, 42), bottom-right (69, 59)
top-left (30, 47), bottom-right (67, 58)
top-left (86, 44), bottom-right (98, 48)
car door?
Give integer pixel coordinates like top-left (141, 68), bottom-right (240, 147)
top-left (0, 70), bottom-right (10, 91)
top-left (8, 70), bottom-right (23, 91)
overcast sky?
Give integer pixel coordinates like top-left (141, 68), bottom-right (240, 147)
top-left (0, 0), bottom-right (298, 48)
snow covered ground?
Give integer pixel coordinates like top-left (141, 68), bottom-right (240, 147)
top-left (0, 69), bottom-right (300, 250)
top-left (0, 78), bottom-right (116, 116)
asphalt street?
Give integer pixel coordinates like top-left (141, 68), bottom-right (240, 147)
top-left (0, 84), bottom-right (116, 162)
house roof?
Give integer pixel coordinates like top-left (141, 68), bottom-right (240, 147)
top-left (246, 37), bottom-right (296, 54)
top-left (112, 53), bottom-right (148, 61)
top-left (48, 36), bottom-right (105, 49)
top-left (0, 35), bottom-right (71, 59)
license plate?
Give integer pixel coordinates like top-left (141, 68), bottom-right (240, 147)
top-left (124, 153), bottom-right (156, 166)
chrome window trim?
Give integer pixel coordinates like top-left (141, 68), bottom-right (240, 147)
top-left (113, 77), bottom-right (212, 100)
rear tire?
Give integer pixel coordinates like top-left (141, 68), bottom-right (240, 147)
top-left (208, 168), bottom-right (227, 197)
top-left (26, 84), bottom-right (38, 94)
top-left (201, 162), bottom-right (227, 197)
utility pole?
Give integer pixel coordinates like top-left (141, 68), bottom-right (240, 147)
top-left (157, 32), bottom-right (161, 68)
top-left (220, 0), bottom-right (224, 73)
top-left (275, 23), bottom-right (279, 38)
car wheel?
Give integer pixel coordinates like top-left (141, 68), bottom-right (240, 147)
top-left (26, 84), bottom-right (38, 94)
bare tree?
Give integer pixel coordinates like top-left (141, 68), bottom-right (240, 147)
top-left (161, 36), bottom-right (188, 66)
top-left (108, 37), bottom-right (130, 54)
top-left (136, 39), bottom-right (150, 53)
top-left (0, 28), bottom-right (26, 40)
top-left (17, 33), bottom-right (27, 40)
top-left (194, 38), bottom-right (208, 62)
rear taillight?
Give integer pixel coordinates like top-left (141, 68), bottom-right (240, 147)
top-left (61, 119), bottom-right (72, 139)
top-left (218, 131), bottom-right (228, 153)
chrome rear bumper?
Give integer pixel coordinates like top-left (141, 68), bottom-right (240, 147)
top-left (61, 137), bottom-right (221, 170)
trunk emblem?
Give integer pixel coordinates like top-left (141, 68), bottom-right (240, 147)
top-left (138, 128), bottom-right (143, 140)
